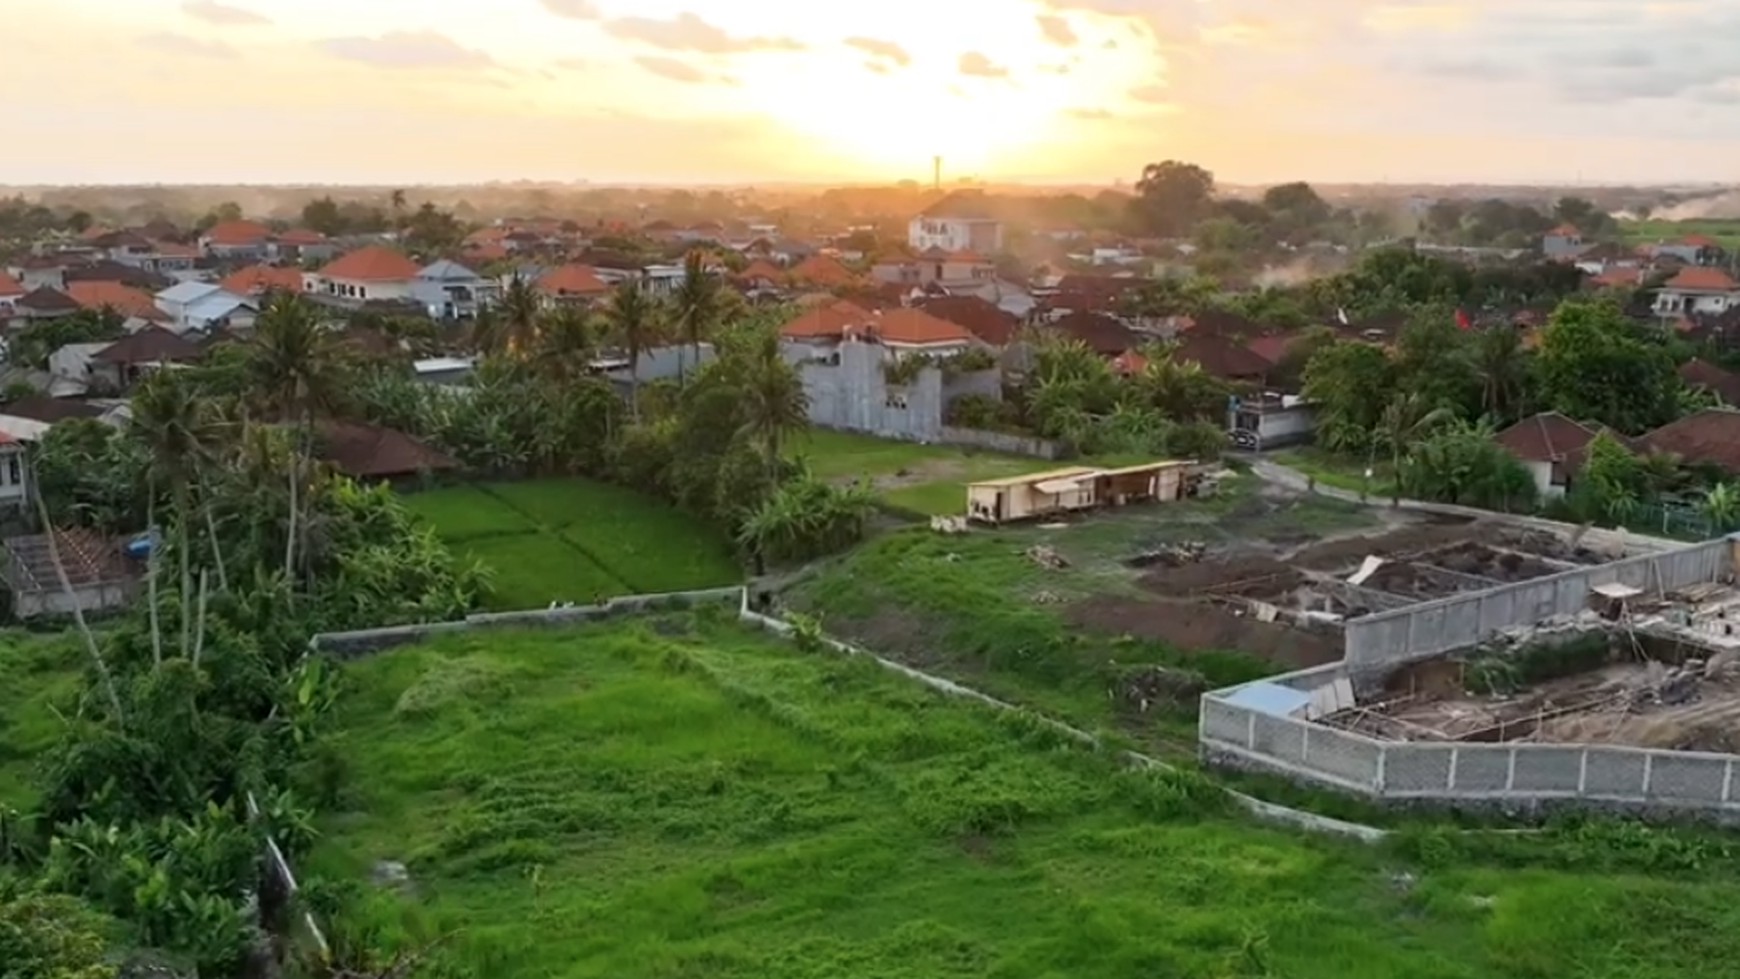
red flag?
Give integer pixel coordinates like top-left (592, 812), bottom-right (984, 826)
top-left (1455, 308), bottom-right (1472, 331)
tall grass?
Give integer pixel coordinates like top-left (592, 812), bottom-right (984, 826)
top-left (303, 616), bottom-right (1740, 979)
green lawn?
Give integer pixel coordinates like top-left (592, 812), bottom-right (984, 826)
top-left (308, 614), bottom-right (1740, 979)
top-left (0, 631), bottom-right (85, 809)
top-left (404, 479), bottom-right (741, 609)
top-left (1269, 448), bottom-right (1398, 500)
top-left (795, 429), bottom-right (1151, 517)
top-left (1620, 217), bottom-right (1740, 251)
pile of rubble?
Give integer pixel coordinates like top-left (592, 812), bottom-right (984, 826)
top-left (1109, 665), bottom-right (1208, 713)
top-left (1126, 541), bottom-right (1208, 569)
top-left (1026, 545), bottom-right (1070, 570)
top-left (1620, 652), bottom-right (1740, 709)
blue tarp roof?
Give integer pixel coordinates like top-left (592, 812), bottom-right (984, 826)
top-left (1221, 681), bottom-right (1311, 717)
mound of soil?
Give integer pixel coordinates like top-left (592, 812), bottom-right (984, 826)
top-left (1141, 555), bottom-right (1294, 595)
top-left (1069, 596), bottom-right (1341, 669)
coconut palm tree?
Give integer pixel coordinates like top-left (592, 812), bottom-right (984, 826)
top-left (604, 281), bottom-right (660, 421)
top-left (733, 328), bottom-right (809, 480)
top-left (130, 368), bottom-right (226, 660)
top-left (1473, 325), bottom-right (1526, 422)
top-left (670, 250), bottom-right (722, 381)
top-left (534, 306), bottom-right (596, 382)
top-left (1380, 391), bottom-right (1457, 506)
top-left (247, 295), bottom-right (349, 580)
top-left (490, 276), bottom-right (543, 357)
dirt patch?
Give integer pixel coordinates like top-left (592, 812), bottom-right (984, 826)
top-left (1069, 596), bottom-right (1341, 669)
top-left (1284, 521), bottom-right (1478, 571)
top-left (1141, 555), bottom-right (1296, 595)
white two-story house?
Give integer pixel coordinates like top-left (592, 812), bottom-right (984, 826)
top-left (908, 191), bottom-right (1004, 255)
top-left (306, 246), bottom-right (422, 304)
top-left (1656, 267), bottom-right (1740, 317)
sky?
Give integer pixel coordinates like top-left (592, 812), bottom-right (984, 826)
top-left (2, 0), bottom-right (1738, 186)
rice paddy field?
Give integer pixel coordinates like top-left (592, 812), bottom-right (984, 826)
top-left (305, 613), bottom-right (1740, 979)
top-left (0, 630), bottom-right (84, 810)
top-left (403, 478), bottom-right (742, 609)
top-left (1620, 217), bottom-right (1740, 252)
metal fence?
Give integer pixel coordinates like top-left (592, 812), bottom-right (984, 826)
top-left (1343, 538), bottom-right (1734, 672)
top-left (1200, 685), bottom-right (1740, 814)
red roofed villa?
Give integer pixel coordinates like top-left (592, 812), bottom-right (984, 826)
top-left (308, 246), bottom-right (423, 304)
top-left (221, 265), bottom-right (306, 298)
top-left (787, 254), bottom-right (857, 289)
top-left (536, 264), bottom-right (611, 305)
top-left (200, 220), bottom-right (273, 258)
top-left (1655, 266), bottom-right (1740, 317)
top-left (1492, 411), bottom-right (1603, 498)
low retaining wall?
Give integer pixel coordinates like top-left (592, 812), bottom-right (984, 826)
top-left (310, 587), bottom-right (744, 657)
top-left (936, 426), bottom-right (1066, 460)
top-left (1343, 537), bottom-right (1734, 676)
top-left (1200, 675), bottom-right (1740, 823)
top-left (246, 791), bottom-right (329, 960)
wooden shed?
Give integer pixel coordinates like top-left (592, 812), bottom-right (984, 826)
top-left (966, 467), bottom-right (1099, 525)
top-left (965, 460), bottom-right (1197, 525)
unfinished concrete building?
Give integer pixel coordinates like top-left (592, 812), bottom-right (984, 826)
top-left (1199, 531), bottom-right (1740, 820)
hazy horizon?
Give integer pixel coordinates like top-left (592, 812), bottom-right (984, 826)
top-left (5, 0), bottom-right (1739, 187)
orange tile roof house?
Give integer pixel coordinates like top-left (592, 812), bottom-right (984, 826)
top-left (64, 281), bottom-right (165, 322)
top-left (199, 220), bottom-right (273, 259)
top-left (308, 246), bottom-right (422, 304)
top-left (535, 264), bottom-right (611, 304)
top-left (787, 254), bottom-right (858, 289)
top-left (1655, 267), bottom-right (1740, 317)
top-left (221, 265), bottom-right (306, 297)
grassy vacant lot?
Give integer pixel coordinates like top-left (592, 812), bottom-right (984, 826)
top-left (1268, 448), bottom-right (1398, 500)
top-left (1621, 217), bottom-right (1740, 251)
top-left (403, 479), bottom-right (740, 609)
top-left (795, 429), bottom-right (1148, 517)
top-left (0, 631), bottom-right (84, 809)
top-left (789, 474), bottom-right (1380, 753)
top-left (309, 614), bottom-right (1740, 979)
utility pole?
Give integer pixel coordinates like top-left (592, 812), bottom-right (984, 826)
top-left (933, 156), bottom-right (942, 191)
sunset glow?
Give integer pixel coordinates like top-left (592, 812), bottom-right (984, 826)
top-left (1, 0), bottom-right (1737, 184)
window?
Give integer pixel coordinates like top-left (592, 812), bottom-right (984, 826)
top-left (6, 455), bottom-right (20, 487)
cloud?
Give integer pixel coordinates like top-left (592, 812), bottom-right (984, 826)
top-left (606, 13), bottom-right (803, 53)
top-left (138, 32), bottom-right (237, 59)
top-left (1128, 84), bottom-right (1169, 103)
top-left (864, 61), bottom-right (890, 75)
top-left (538, 0), bottom-right (599, 19)
top-left (634, 55), bottom-right (712, 84)
top-left (845, 36), bottom-right (911, 66)
top-left (958, 51), bottom-right (1010, 78)
top-left (181, 1), bottom-right (269, 26)
top-left (1067, 107), bottom-right (1115, 120)
top-left (318, 31), bottom-right (496, 69)
top-left (554, 57), bottom-right (591, 71)
top-left (1037, 14), bottom-right (1079, 46)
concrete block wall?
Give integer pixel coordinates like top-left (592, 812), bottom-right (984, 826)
top-left (1199, 682), bottom-right (1740, 817)
top-left (1344, 538), bottom-right (1733, 672)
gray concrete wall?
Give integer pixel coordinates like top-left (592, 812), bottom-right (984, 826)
top-left (1199, 671), bottom-right (1740, 819)
top-left (937, 426), bottom-right (1065, 459)
top-left (801, 342), bottom-right (946, 441)
top-left (1344, 538), bottom-right (1733, 671)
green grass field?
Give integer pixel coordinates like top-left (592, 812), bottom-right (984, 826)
top-left (1269, 448), bottom-right (1398, 500)
top-left (795, 429), bottom-right (1150, 517)
top-left (0, 631), bottom-right (85, 809)
top-left (1621, 217), bottom-right (1740, 251)
top-left (403, 479), bottom-right (741, 609)
top-left (307, 614), bottom-right (1740, 979)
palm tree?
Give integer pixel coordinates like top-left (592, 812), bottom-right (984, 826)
top-left (1703, 483), bottom-right (1740, 534)
top-left (534, 306), bottom-right (596, 381)
top-left (247, 296), bottom-right (349, 580)
top-left (670, 251), bottom-right (722, 381)
top-left (130, 369), bottom-right (225, 660)
top-left (1379, 391), bottom-right (1457, 506)
top-left (390, 188), bottom-right (407, 230)
top-left (734, 329), bottom-right (809, 480)
top-left (604, 281), bottom-right (660, 421)
top-left (491, 276), bottom-right (543, 357)
top-left (1473, 326), bottom-right (1526, 422)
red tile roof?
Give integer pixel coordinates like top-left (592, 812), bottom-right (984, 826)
top-left (1547, 224), bottom-right (1581, 237)
top-left (0, 270), bottom-right (23, 297)
top-left (1172, 332), bottom-right (1274, 380)
top-left (1641, 409), bottom-right (1740, 474)
top-left (739, 259), bottom-right (785, 282)
top-left (204, 220), bottom-right (272, 247)
top-left (1681, 234), bottom-right (1721, 248)
top-left (92, 326), bottom-right (202, 365)
top-left (318, 246), bottom-right (421, 282)
top-left (1048, 311), bottom-right (1136, 356)
top-left (274, 228), bottom-right (328, 246)
top-left (1589, 266), bottom-right (1643, 289)
top-left (914, 295), bottom-right (1019, 345)
top-left (221, 265), bottom-right (306, 296)
top-left (788, 254), bottom-right (857, 288)
top-left (1664, 267), bottom-right (1740, 293)
top-left (151, 241), bottom-right (200, 259)
top-left (1493, 412), bottom-right (1600, 464)
top-left (1679, 358), bottom-right (1740, 406)
top-left (317, 421), bottom-right (457, 479)
top-left (868, 308), bottom-right (975, 346)
top-left (536, 264), bottom-right (609, 297)
top-left (64, 281), bottom-right (162, 320)
top-left (779, 301), bottom-right (873, 340)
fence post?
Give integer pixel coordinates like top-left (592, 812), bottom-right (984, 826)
top-left (1373, 743), bottom-right (1386, 793)
top-left (1577, 749), bottom-right (1589, 797)
top-left (1246, 710), bottom-right (1256, 750)
top-left (1505, 747), bottom-right (1517, 793)
top-left (1641, 752), bottom-right (1655, 801)
top-left (1725, 759), bottom-right (1735, 805)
